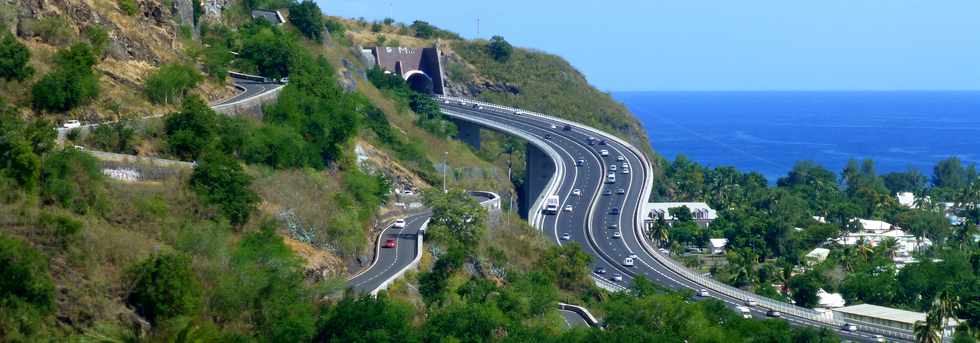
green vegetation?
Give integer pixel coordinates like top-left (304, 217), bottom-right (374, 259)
top-left (0, 32), bottom-right (33, 82)
top-left (118, 0), bottom-right (138, 16)
top-left (660, 154), bottom-right (980, 338)
top-left (239, 22), bottom-right (298, 78)
top-left (126, 253), bottom-right (201, 324)
top-left (31, 43), bottom-right (100, 112)
top-left (41, 148), bottom-right (105, 214)
top-left (487, 35), bottom-right (513, 62)
top-left (144, 62), bottom-right (202, 105)
top-left (189, 153), bottom-right (259, 227)
top-left (423, 189), bottom-right (487, 252)
top-left (83, 25), bottom-right (109, 57)
top-left (164, 96), bottom-right (219, 160)
top-left (0, 234), bottom-right (55, 340)
top-left (289, 1), bottom-right (323, 42)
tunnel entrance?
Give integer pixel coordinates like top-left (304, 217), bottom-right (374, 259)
top-left (406, 71), bottom-right (434, 94)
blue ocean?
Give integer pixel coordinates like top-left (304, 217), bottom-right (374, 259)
top-left (613, 91), bottom-right (980, 182)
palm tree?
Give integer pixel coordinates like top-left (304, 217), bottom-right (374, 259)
top-left (931, 288), bottom-right (961, 331)
top-left (951, 222), bottom-right (978, 250)
top-left (915, 317), bottom-right (942, 343)
top-left (648, 215), bottom-right (670, 248)
top-left (876, 238), bottom-right (899, 258)
top-left (856, 239), bottom-right (874, 261)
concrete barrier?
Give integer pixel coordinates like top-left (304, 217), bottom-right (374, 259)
top-left (558, 302), bottom-right (602, 328)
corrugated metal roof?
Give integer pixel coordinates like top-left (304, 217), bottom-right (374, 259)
top-left (833, 304), bottom-right (925, 325)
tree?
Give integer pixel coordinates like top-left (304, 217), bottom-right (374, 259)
top-left (896, 209), bottom-right (949, 244)
top-left (189, 153), bottom-right (259, 227)
top-left (883, 169), bottom-right (928, 194)
top-left (126, 253), bottom-right (200, 324)
top-left (31, 43), bottom-right (100, 112)
top-left (240, 24), bottom-right (298, 79)
top-left (788, 272), bottom-right (822, 308)
top-left (423, 189), bottom-right (487, 251)
top-left (164, 96), bottom-right (218, 160)
top-left (144, 63), bottom-right (202, 105)
top-left (486, 36), bottom-right (513, 62)
top-left (539, 243), bottom-right (593, 290)
top-left (0, 234), bottom-right (55, 339)
top-left (0, 32), bottom-right (33, 81)
top-left (40, 148), bottom-right (105, 214)
top-left (288, 1), bottom-right (323, 42)
top-left (316, 293), bottom-right (418, 343)
top-left (410, 20), bottom-right (435, 38)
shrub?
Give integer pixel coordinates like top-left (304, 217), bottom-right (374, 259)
top-left (0, 32), bottom-right (33, 81)
top-left (31, 43), bottom-right (100, 112)
top-left (201, 46), bottom-right (231, 81)
top-left (164, 96), bottom-right (218, 160)
top-left (241, 124), bottom-right (320, 169)
top-left (31, 17), bottom-right (73, 45)
top-left (38, 212), bottom-right (83, 245)
top-left (144, 63), bottom-right (202, 105)
top-left (84, 26), bottom-right (109, 57)
top-left (288, 1), bottom-right (323, 42)
top-left (88, 120), bottom-right (137, 154)
top-left (411, 20), bottom-right (435, 39)
top-left (487, 36), bottom-right (512, 62)
top-left (0, 234), bottom-right (54, 338)
top-left (118, 0), bottom-right (138, 15)
top-left (126, 253), bottom-right (200, 324)
top-left (240, 25), bottom-right (297, 78)
top-left (189, 153), bottom-right (259, 227)
top-left (40, 148), bottom-right (105, 214)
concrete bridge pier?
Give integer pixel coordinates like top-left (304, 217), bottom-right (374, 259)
top-left (519, 143), bottom-right (556, 219)
top-left (453, 119), bottom-right (481, 150)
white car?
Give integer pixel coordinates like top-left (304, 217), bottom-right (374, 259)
top-left (872, 334), bottom-right (885, 342)
top-left (561, 232), bottom-right (571, 240)
top-left (622, 162), bottom-right (629, 168)
top-left (611, 274), bottom-right (623, 282)
top-left (612, 231), bottom-right (621, 239)
top-left (698, 289), bottom-right (710, 297)
top-left (564, 205), bottom-right (573, 212)
top-left (617, 155), bottom-right (625, 161)
top-left (842, 324), bottom-right (858, 332)
top-left (610, 165), bottom-right (617, 171)
top-left (622, 257), bottom-right (635, 267)
top-left (622, 168), bottom-right (630, 174)
top-left (550, 124), bottom-right (557, 129)
top-left (745, 299), bottom-right (758, 307)
top-left (393, 219), bottom-right (407, 228)
top-left (599, 149), bottom-right (609, 156)
top-left (658, 248), bottom-right (670, 255)
top-left (62, 120), bottom-right (81, 129)
top-left (572, 189), bottom-right (582, 196)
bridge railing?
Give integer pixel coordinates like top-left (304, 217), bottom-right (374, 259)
top-left (435, 96), bottom-right (905, 335)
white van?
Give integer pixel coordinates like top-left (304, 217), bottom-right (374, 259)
top-left (622, 257), bottom-right (635, 267)
top-left (736, 306), bottom-right (752, 319)
top-left (62, 120), bottom-right (81, 129)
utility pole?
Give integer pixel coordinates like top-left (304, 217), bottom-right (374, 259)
top-left (443, 151), bottom-right (448, 193)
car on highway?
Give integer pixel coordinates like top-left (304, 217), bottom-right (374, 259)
top-left (745, 299), bottom-right (758, 307)
top-left (766, 309), bottom-right (782, 318)
top-left (612, 231), bottom-right (621, 239)
top-left (550, 124), bottom-right (557, 129)
top-left (564, 205), bottom-right (573, 212)
top-left (587, 136), bottom-right (596, 145)
top-left (736, 306), bottom-right (752, 319)
top-left (698, 289), bottom-right (710, 297)
top-left (62, 120), bottom-right (82, 129)
top-left (622, 168), bottom-right (630, 174)
top-left (617, 155), bottom-right (625, 161)
top-left (280, 77), bottom-right (289, 84)
top-left (622, 162), bottom-right (629, 168)
top-left (393, 219), bottom-right (406, 228)
top-left (622, 257), bottom-right (635, 267)
top-left (384, 239), bottom-right (396, 248)
top-left (609, 207), bottom-right (620, 215)
top-left (561, 232), bottom-right (571, 240)
top-left (576, 159), bottom-right (584, 166)
top-left (562, 124), bottom-right (572, 131)
top-left (611, 274), bottom-right (623, 282)
top-left (658, 248), bottom-right (670, 255)
top-left (610, 165), bottom-right (617, 171)
top-left (616, 188), bottom-right (625, 194)
top-left (872, 334), bottom-right (885, 342)
top-left (572, 189), bottom-right (582, 196)
top-left (608, 224), bottom-right (618, 230)
top-left (841, 324), bottom-right (858, 332)
top-left (595, 266), bottom-right (606, 274)
top-left (603, 189), bottom-right (613, 196)
top-left (598, 139), bottom-right (607, 145)
top-left (544, 134), bottom-right (553, 140)
top-left (599, 149), bottom-right (609, 156)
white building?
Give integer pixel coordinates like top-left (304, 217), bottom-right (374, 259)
top-left (804, 248), bottom-right (830, 265)
top-left (836, 219), bottom-right (931, 261)
top-left (645, 202), bottom-right (717, 224)
top-left (816, 289), bottom-right (845, 308)
top-left (833, 303), bottom-right (959, 338)
top-left (709, 238), bottom-right (728, 255)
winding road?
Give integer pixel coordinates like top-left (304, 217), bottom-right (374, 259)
top-left (437, 98), bottom-right (909, 342)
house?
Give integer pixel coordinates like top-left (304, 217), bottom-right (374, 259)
top-left (836, 219), bottom-right (932, 263)
top-left (251, 9), bottom-right (285, 25)
top-left (709, 238), bottom-right (728, 255)
top-left (804, 248), bottom-right (830, 265)
top-left (896, 192), bottom-right (918, 208)
top-left (645, 202), bottom-right (717, 226)
top-left (833, 303), bottom-right (959, 338)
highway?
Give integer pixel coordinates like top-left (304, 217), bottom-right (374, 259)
top-left (438, 99), bottom-right (907, 342)
top-left (347, 192), bottom-right (500, 295)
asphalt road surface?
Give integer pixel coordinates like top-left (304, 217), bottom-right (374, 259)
top-left (438, 101), bottom-right (906, 343)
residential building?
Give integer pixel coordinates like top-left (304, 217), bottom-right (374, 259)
top-left (709, 238), bottom-right (728, 255)
top-left (804, 248), bottom-right (830, 265)
top-left (645, 202), bottom-right (717, 226)
top-left (836, 219), bottom-right (931, 263)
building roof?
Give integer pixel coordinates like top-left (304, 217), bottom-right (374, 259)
top-left (645, 202), bottom-right (717, 220)
top-left (817, 289), bottom-right (845, 308)
top-left (833, 304), bottom-right (928, 326)
top-left (858, 219), bottom-right (898, 233)
top-left (805, 248), bottom-right (830, 262)
top-left (709, 238), bottom-right (728, 249)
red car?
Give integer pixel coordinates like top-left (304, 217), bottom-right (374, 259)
top-left (384, 239), bottom-right (396, 248)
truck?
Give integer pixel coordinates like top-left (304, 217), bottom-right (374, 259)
top-left (543, 195), bottom-right (560, 214)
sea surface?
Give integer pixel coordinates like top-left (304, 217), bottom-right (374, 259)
top-left (613, 91), bottom-right (980, 183)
